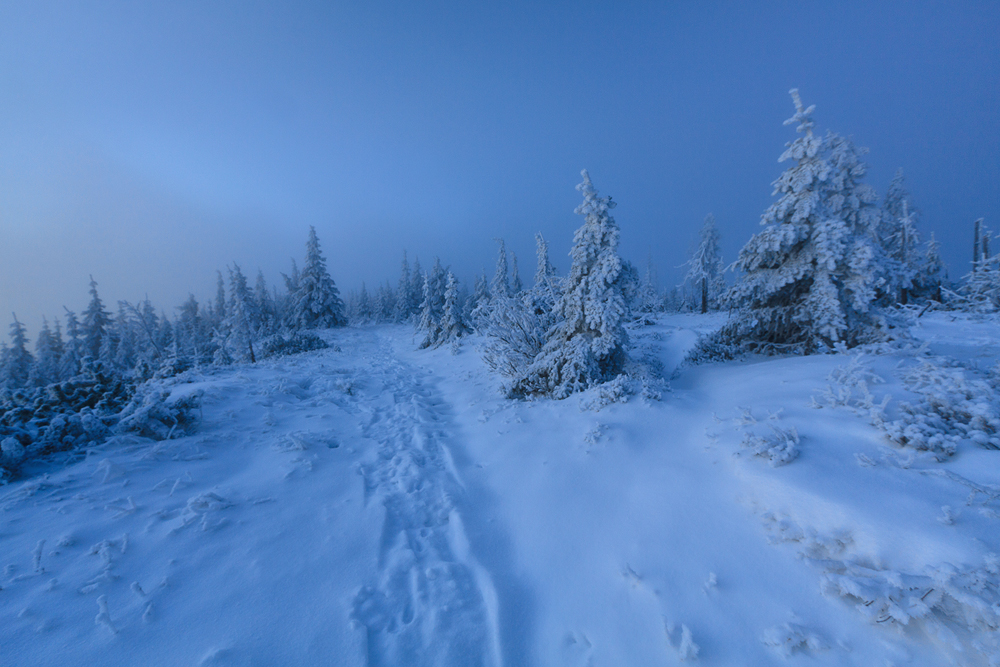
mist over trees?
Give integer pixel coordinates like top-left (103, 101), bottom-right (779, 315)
top-left (2, 87), bottom-right (992, 481)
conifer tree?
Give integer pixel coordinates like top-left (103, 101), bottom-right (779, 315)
top-left (467, 270), bottom-right (491, 329)
top-left (394, 251), bottom-right (414, 322)
top-left (2, 315), bottom-right (34, 391)
top-left (510, 251), bottom-right (523, 294)
top-left (720, 89), bottom-right (882, 354)
top-left (220, 264), bottom-right (262, 363)
top-left (418, 259), bottom-right (447, 348)
top-left (60, 308), bottom-right (84, 378)
top-left (31, 318), bottom-right (63, 387)
top-left (491, 239), bottom-right (510, 300)
top-left (292, 227), bottom-right (346, 328)
top-left (441, 271), bottom-right (468, 342)
top-left (82, 276), bottom-right (111, 359)
top-left (510, 170), bottom-right (628, 398)
top-left (683, 214), bottom-right (726, 313)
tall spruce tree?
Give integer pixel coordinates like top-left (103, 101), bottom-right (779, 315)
top-left (720, 89), bottom-right (882, 354)
top-left (510, 170), bottom-right (628, 398)
top-left (683, 214), bottom-right (726, 313)
top-left (292, 227), bottom-right (346, 329)
top-left (82, 276), bottom-right (111, 359)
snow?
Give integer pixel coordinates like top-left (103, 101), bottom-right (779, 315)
top-left (2, 314), bottom-right (999, 665)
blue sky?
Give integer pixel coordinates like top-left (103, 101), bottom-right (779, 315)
top-left (1, 1), bottom-right (997, 330)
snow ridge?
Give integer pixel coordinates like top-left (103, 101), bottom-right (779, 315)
top-left (352, 338), bottom-right (502, 667)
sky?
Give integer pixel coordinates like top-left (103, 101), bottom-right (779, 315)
top-left (1, 0), bottom-right (997, 333)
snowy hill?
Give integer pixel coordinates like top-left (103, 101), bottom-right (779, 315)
top-left (2, 314), bottom-right (999, 666)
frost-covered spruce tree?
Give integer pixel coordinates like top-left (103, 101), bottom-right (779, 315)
top-left (394, 252), bottom-right (416, 322)
top-left (219, 264), bottom-right (263, 363)
top-left (491, 239), bottom-right (511, 300)
top-left (467, 270), bottom-right (491, 330)
top-left (417, 258), bottom-right (447, 348)
top-left (719, 90), bottom-right (882, 354)
top-left (82, 276), bottom-right (111, 359)
top-left (510, 251), bottom-right (523, 294)
top-left (60, 308), bottom-right (84, 379)
top-left (914, 233), bottom-right (947, 301)
top-left (30, 318), bottom-right (64, 387)
top-left (683, 214), bottom-right (726, 313)
top-left (1, 315), bottom-right (34, 392)
top-left (292, 226), bottom-right (346, 329)
top-left (509, 170), bottom-right (628, 398)
top-left (440, 272), bottom-right (469, 342)
top-left (876, 169), bottom-right (922, 304)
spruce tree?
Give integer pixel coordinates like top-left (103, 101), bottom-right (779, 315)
top-left (292, 227), bottom-right (346, 329)
top-left (491, 239), bottom-right (510, 299)
top-left (31, 318), bottom-right (63, 387)
top-left (2, 315), bottom-right (34, 391)
top-left (683, 214), bottom-right (726, 313)
top-left (510, 170), bottom-right (628, 398)
top-left (82, 276), bottom-right (111, 359)
top-left (418, 259), bottom-right (447, 348)
top-left (721, 89), bottom-right (882, 354)
top-left (441, 271), bottom-right (468, 342)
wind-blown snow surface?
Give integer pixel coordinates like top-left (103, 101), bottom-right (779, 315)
top-left (2, 314), bottom-right (999, 665)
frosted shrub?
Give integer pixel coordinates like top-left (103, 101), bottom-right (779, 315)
top-left (741, 425), bottom-right (800, 466)
top-left (884, 359), bottom-right (1000, 456)
top-left (115, 388), bottom-right (203, 441)
top-left (258, 331), bottom-right (329, 359)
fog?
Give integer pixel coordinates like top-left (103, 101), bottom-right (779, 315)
top-left (2, 0), bottom-right (997, 333)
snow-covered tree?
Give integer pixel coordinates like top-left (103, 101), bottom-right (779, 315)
top-left (417, 259), bottom-right (448, 348)
top-left (636, 258), bottom-right (665, 314)
top-left (683, 215), bottom-right (726, 313)
top-left (876, 169), bottom-right (923, 304)
top-left (466, 270), bottom-right (491, 330)
top-left (291, 227), bottom-right (346, 329)
top-left (82, 276), bottom-right (111, 359)
top-left (491, 239), bottom-right (510, 300)
top-left (30, 318), bottom-right (64, 387)
top-left (510, 251), bottom-right (523, 294)
top-left (218, 264), bottom-right (263, 363)
top-left (1, 315), bottom-right (34, 392)
top-left (394, 252), bottom-right (417, 322)
top-left (440, 272), bottom-right (469, 343)
top-left (60, 308), bottom-right (84, 379)
top-left (914, 233), bottom-right (947, 302)
top-left (508, 170), bottom-right (629, 398)
top-left (719, 89), bottom-right (883, 354)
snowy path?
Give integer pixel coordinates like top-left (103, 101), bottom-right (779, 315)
top-left (350, 337), bottom-right (504, 666)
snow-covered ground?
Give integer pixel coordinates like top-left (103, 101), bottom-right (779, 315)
top-left (2, 313), bottom-right (999, 666)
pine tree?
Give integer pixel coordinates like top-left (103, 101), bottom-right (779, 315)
top-left (467, 270), bottom-right (491, 330)
top-left (491, 239), bottom-right (511, 300)
top-left (2, 315), bottom-right (34, 391)
top-left (510, 170), bottom-right (628, 398)
top-left (440, 272), bottom-right (468, 342)
top-left (683, 214), bottom-right (726, 313)
top-left (220, 264), bottom-right (263, 363)
top-left (60, 308), bottom-right (84, 378)
top-left (292, 227), bottom-right (346, 329)
top-left (418, 259), bottom-right (448, 348)
top-left (510, 251), bottom-right (523, 294)
top-left (720, 89), bottom-right (882, 354)
top-left (394, 251), bottom-right (414, 322)
top-left (878, 169), bottom-right (921, 304)
top-left (82, 276), bottom-right (111, 359)
top-left (31, 318), bottom-right (63, 387)
top-left (916, 233), bottom-right (947, 302)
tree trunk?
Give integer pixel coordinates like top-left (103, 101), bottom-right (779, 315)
top-left (701, 278), bottom-right (708, 314)
top-left (900, 287), bottom-right (908, 305)
top-left (974, 218), bottom-right (982, 271)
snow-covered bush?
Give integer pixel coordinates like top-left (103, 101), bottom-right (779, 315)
top-left (740, 425), bottom-right (800, 466)
top-left (258, 331), bottom-right (330, 359)
top-left (884, 358), bottom-right (1000, 456)
top-left (116, 387), bottom-right (202, 441)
